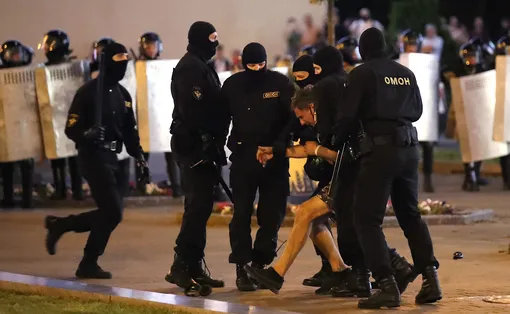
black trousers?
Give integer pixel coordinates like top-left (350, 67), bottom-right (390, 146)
top-left (1, 159), bottom-right (34, 207)
top-left (228, 154), bottom-right (289, 266)
top-left (352, 145), bottom-right (438, 279)
top-left (50, 157), bottom-right (83, 197)
top-left (117, 158), bottom-right (131, 196)
top-left (420, 141), bottom-right (434, 176)
top-left (61, 150), bottom-right (126, 260)
top-left (174, 161), bottom-right (217, 262)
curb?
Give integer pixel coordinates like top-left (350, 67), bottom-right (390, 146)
top-left (426, 161), bottom-right (501, 176)
top-left (0, 272), bottom-right (297, 314)
top-left (174, 209), bottom-right (495, 228)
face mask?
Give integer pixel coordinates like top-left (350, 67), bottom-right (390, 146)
top-left (188, 22), bottom-right (219, 60)
top-left (102, 43), bottom-right (129, 83)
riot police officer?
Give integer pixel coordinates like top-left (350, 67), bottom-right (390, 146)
top-left (136, 32), bottom-right (182, 197)
top-left (39, 29), bottom-right (84, 200)
top-left (445, 38), bottom-right (509, 191)
top-left (496, 35), bottom-right (510, 55)
top-left (90, 37), bottom-right (115, 77)
top-left (220, 42), bottom-right (294, 291)
top-left (298, 45), bottom-right (317, 57)
top-left (336, 36), bottom-right (361, 73)
top-left (44, 42), bottom-right (150, 278)
top-left (334, 28), bottom-right (441, 309)
top-left (398, 29), bottom-right (436, 193)
top-left (165, 21), bottom-right (227, 290)
top-left (0, 40), bottom-right (35, 208)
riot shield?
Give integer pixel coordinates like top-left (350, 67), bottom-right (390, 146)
top-left (451, 70), bottom-right (510, 162)
top-left (35, 60), bottom-right (90, 159)
top-left (493, 55), bottom-right (510, 142)
top-left (0, 66), bottom-right (44, 162)
top-left (399, 53), bottom-right (440, 142)
top-left (136, 59), bottom-right (179, 153)
top-left (117, 60), bottom-right (137, 160)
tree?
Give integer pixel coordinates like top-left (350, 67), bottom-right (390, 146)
top-left (309, 0), bottom-right (337, 45)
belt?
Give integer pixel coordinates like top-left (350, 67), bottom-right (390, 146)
top-left (100, 140), bottom-right (118, 152)
top-left (372, 135), bottom-right (394, 146)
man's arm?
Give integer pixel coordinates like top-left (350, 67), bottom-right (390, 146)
top-left (333, 68), bottom-right (366, 143)
top-left (64, 87), bottom-right (88, 144)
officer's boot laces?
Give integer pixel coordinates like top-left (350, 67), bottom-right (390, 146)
top-left (189, 258), bottom-right (224, 288)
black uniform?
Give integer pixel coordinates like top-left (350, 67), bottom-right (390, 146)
top-left (0, 40), bottom-right (35, 208)
top-left (220, 42), bottom-right (293, 290)
top-left (44, 43), bottom-right (149, 279)
top-left (41, 30), bottom-right (84, 200)
top-left (334, 28), bottom-right (441, 309)
top-left (166, 21), bottom-right (226, 289)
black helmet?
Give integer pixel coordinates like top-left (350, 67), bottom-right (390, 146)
top-left (459, 41), bottom-right (482, 73)
top-left (298, 45), bottom-right (316, 57)
top-left (92, 37), bottom-right (115, 62)
top-left (0, 40), bottom-right (33, 67)
top-left (400, 29), bottom-right (422, 53)
top-left (469, 37), bottom-right (496, 70)
top-left (496, 35), bottom-right (510, 55)
top-left (139, 32), bottom-right (163, 59)
top-left (336, 36), bottom-right (360, 64)
top-left (39, 29), bottom-right (71, 62)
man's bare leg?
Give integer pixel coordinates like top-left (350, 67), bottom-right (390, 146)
top-left (310, 223), bottom-right (345, 272)
top-left (272, 196), bottom-right (335, 277)
top-left (246, 196), bottom-right (352, 294)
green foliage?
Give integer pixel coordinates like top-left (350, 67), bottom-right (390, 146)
top-left (387, 0), bottom-right (459, 68)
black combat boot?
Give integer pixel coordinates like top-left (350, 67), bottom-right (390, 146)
top-left (251, 263), bottom-right (268, 289)
top-left (415, 266), bottom-right (442, 304)
top-left (315, 268), bottom-right (352, 295)
top-left (358, 275), bottom-right (401, 309)
top-left (331, 268), bottom-right (371, 298)
top-left (165, 255), bottom-right (193, 289)
top-left (244, 265), bottom-right (284, 294)
top-left (462, 164), bottom-right (479, 192)
top-left (500, 156), bottom-right (510, 190)
top-left (44, 215), bottom-right (71, 255)
top-left (474, 161), bottom-right (489, 186)
top-left (390, 250), bottom-right (418, 294)
top-left (51, 168), bottom-right (67, 200)
top-left (189, 260), bottom-right (225, 288)
top-left (236, 264), bottom-right (257, 291)
top-left (75, 257), bottom-right (112, 279)
top-left (303, 259), bottom-right (332, 287)
top-left (423, 174), bottom-right (434, 193)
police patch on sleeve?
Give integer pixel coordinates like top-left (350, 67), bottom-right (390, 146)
top-left (125, 101), bottom-right (132, 108)
top-left (192, 86), bottom-right (203, 100)
top-left (67, 114), bottom-right (79, 127)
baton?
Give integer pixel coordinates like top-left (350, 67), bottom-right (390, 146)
top-left (327, 143), bottom-right (346, 199)
top-left (95, 52), bottom-right (106, 127)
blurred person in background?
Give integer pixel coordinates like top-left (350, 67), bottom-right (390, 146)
top-left (421, 24), bottom-right (444, 58)
top-left (497, 17), bottom-right (510, 39)
top-left (231, 49), bottom-right (243, 73)
top-left (349, 8), bottom-right (384, 43)
top-left (301, 14), bottom-right (321, 48)
top-left (470, 17), bottom-right (490, 43)
top-left (285, 17), bottom-right (302, 59)
top-left (0, 40), bottom-right (35, 209)
top-left (213, 44), bottom-right (232, 72)
top-left (39, 29), bottom-right (84, 201)
top-left (447, 16), bottom-right (469, 46)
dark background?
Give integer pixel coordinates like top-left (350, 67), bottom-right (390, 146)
top-left (336, 0), bottom-right (510, 37)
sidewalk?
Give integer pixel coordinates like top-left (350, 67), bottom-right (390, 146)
top-left (1, 174), bottom-right (510, 313)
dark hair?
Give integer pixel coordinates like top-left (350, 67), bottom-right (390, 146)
top-left (291, 86), bottom-right (316, 110)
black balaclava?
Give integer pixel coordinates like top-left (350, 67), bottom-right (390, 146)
top-left (312, 45), bottom-right (344, 80)
top-left (359, 27), bottom-right (387, 61)
top-left (292, 55), bottom-right (318, 88)
top-left (102, 43), bottom-right (128, 84)
top-left (241, 42), bottom-right (267, 78)
top-left (187, 21), bottom-right (218, 60)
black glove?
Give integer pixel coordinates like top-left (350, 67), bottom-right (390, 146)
top-left (135, 158), bottom-right (151, 184)
top-left (83, 126), bottom-right (105, 143)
